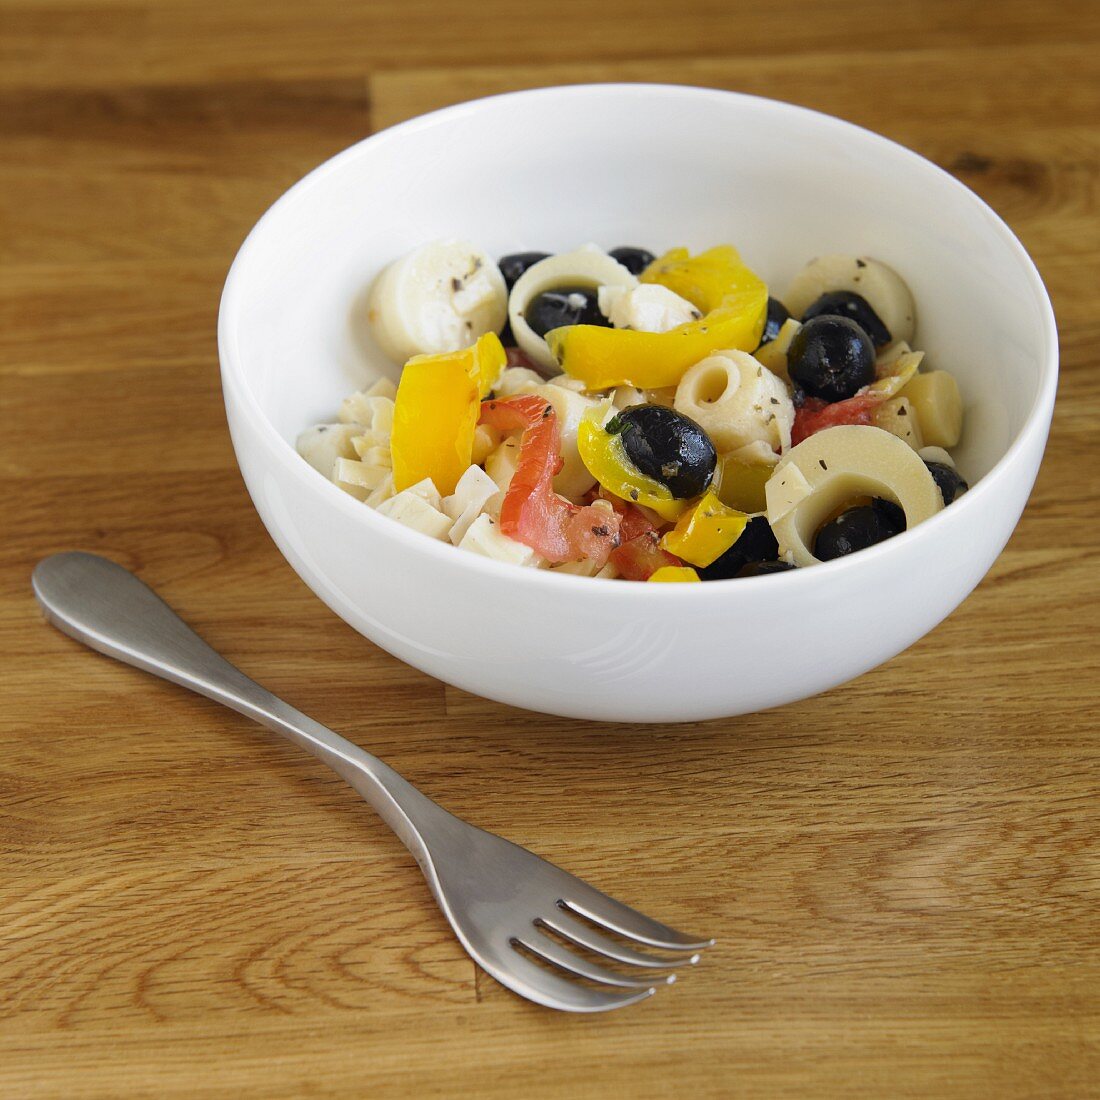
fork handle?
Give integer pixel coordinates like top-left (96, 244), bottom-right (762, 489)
top-left (31, 552), bottom-right (445, 859)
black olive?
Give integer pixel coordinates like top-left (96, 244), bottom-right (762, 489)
top-left (524, 287), bottom-right (610, 338)
top-left (608, 246), bottom-right (656, 276)
top-left (787, 315), bottom-right (876, 403)
top-left (814, 504), bottom-right (900, 560)
top-left (758, 297), bottom-right (791, 347)
top-left (499, 251), bottom-right (551, 290)
top-left (925, 461), bottom-right (969, 504)
top-left (612, 404), bottom-right (716, 499)
top-left (698, 516), bottom-right (780, 580)
top-left (498, 319), bottom-right (515, 347)
top-left (738, 560), bottom-right (797, 577)
top-left (871, 497), bottom-right (906, 533)
top-left (801, 291), bottom-right (892, 347)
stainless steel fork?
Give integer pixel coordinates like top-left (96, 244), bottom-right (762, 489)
top-left (32, 552), bottom-right (712, 1012)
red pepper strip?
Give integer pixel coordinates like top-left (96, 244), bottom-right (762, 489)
top-left (587, 495), bottom-right (684, 580)
top-left (588, 490), bottom-right (668, 542)
top-left (479, 396), bottom-right (622, 565)
top-left (612, 531), bottom-right (684, 582)
top-left (791, 393), bottom-right (884, 446)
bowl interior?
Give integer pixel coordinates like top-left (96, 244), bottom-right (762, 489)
top-left (224, 84), bottom-right (1053, 489)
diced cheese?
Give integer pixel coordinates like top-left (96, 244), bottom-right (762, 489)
top-left (545, 373), bottom-right (588, 393)
top-left (340, 389), bottom-right (395, 428)
top-left (485, 437), bottom-right (522, 501)
top-left (899, 369), bottom-right (963, 448)
top-left (457, 513), bottom-right (543, 566)
top-left (402, 477), bottom-right (443, 510)
top-left (471, 424), bottom-right (501, 465)
top-left (296, 423), bottom-right (361, 477)
top-left (352, 430), bottom-right (380, 457)
top-left (365, 376), bottom-right (398, 400)
top-left (358, 445), bottom-right (392, 470)
top-left (874, 396), bottom-right (924, 450)
top-left (330, 455), bottom-right (391, 499)
top-left (598, 284), bottom-right (701, 332)
top-left (753, 318), bottom-right (801, 384)
top-left (612, 385), bottom-right (647, 409)
top-left (765, 462), bottom-right (812, 521)
top-left (494, 367), bottom-right (544, 396)
top-left (375, 484), bottom-right (451, 540)
top-left (366, 474), bottom-right (395, 507)
top-left (442, 465), bottom-right (501, 545)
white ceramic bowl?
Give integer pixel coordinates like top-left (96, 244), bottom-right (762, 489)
top-left (218, 84), bottom-right (1057, 723)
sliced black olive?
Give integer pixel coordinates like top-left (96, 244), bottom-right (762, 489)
top-left (612, 404), bottom-right (716, 499)
top-left (499, 251), bottom-right (551, 290)
top-left (608, 246), bottom-right (656, 276)
top-left (871, 497), bottom-right (906, 533)
top-left (524, 287), bottom-right (610, 338)
top-left (801, 291), bottom-right (892, 347)
top-left (925, 461), bottom-right (969, 504)
top-left (814, 504), bottom-right (900, 560)
top-left (787, 315), bottom-right (876, 403)
top-left (758, 296), bottom-right (791, 347)
top-left (698, 516), bottom-right (780, 580)
top-left (738, 559), bottom-right (797, 577)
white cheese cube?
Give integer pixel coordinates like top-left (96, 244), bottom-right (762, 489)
top-left (471, 423), bottom-right (501, 465)
top-left (351, 430), bottom-right (381, 458)
top-left (401, 477), bottom-right (443, 510)
top-left (296, 423), bottom-right (361, 477)
top-left (494, 367), bottom-right (544, 397)
top-left (598, 283), bottom-right (701, 333)
top-left (358, 445), bottom-right (392, 470)
top-left (457, 513), bottom-right (543, 566)
top-left (546, 373), bottom-right (588, 393)
top-left (339, 389), bottom-right (395, 433)
top-left (366, 397), bottom-right (394, 439)
top-left (334, 457), bottom-right (391, 493)
top-left (765, 463), bottom-right (812, 521)
top-left (365, 376), bottom-right (398, 400)
top-left (874, 396), bottom-right (924, 450)
top-left (442, 465), bottom-right (501, 545)
top-left (485, 437), bottom-right (521, 497)
top-left (612, 385), bottom-right (647, 409)
top-left (339, 391), bottom-right (374, 426)
top-left (366, 474), bottom-right (395, 507)
top-left (375, 486), bottom-right (452, 540)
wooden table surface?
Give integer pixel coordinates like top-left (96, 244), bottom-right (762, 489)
top-left (3, 1), bottom-right (1099, 1096)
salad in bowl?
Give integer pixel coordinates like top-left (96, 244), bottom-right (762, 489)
top-left (298, 240), bottom-right (967, 583)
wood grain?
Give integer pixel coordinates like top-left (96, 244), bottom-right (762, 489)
top-left (2, 2), bottom-right (1098, 1097)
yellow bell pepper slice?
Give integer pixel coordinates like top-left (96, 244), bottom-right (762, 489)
top-left (576, 406), bottom-right (687, 523)
top-left (390, 332), bottom-right (505, 495)
top-left (546, 246), bottom-right (767, 390)
top-left (648, 566), bottom-right (701, 583)
top-left (661, 490), bottom-right (750, 567)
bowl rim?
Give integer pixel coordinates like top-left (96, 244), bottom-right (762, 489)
top-left (218, 82), bottom-right (1059, 599)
